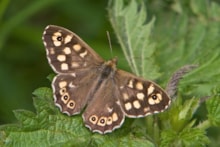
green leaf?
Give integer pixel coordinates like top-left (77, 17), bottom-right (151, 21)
top-left (4, 130), bottom-right (88, 147)
top-left (32, 87), bottom-right (55, 114)
top-left (32, 87), bottom-right (53, 100)
top-left (161, 127), bottom-right (209, 147)
top-left (108, 0), bottom-right (160, 80)
top-left (154, 1), bottom-right (220, 96)
top-left (206, 88), bottom-right (220, 126)
top-left (190, 0), bottom-right (208, 21)
top-left (0, 86), bottom-right (158, 146)
top-left (13, 110), bottom-right (38, 130)
top-left (160, 96), bottom-right (200, 132)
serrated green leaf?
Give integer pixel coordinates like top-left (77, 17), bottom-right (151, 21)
top-left (206, 88), bottom-right (220, 126)
top-left (117, 136), bottom-right (155, 147)
top-left (91, 134), bottom-right (155, 147)
top-left (2, 110), bottom-right (91, 146)
top-left (108, 0), bottom-right (160, 79)
top-left (190, 0), bottom-right (208, 20)
top-left (153, 1), bottom-right (220, 97)
top-left (161, 127), bottom-right (209, 147)
top-left (4, 130), bottom-right (89, 147)
top-left (32, 87), bottom-right (55, 114)
top-left (47, 73), bottom-right (55, 82)
top-left (178, 97), bottom-right (200, 121)
top-left (47, 115), bottom-right (89, 137)
top-left (161, 97), bottom-right (200, 132)
top-left (13, 110), bottom-right (38, 130)
top-left (33, 96), bottom-right (56, 114)
top-left (32, 87), bottom-right (53, 100)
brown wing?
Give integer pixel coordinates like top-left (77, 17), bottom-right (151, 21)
top-left (82, 79), bottom-right (125, 134)
top-left (42, 25), bottom-right (104, 74)
top-left (43, 25), bottom-right (104, 115)
top-left (115, 70), bottom-right (171, 118)
top-left (52, 68), bottom-right (99, 115)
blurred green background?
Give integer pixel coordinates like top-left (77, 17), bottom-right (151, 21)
top-left (0, 0), bottom-right (123, 124)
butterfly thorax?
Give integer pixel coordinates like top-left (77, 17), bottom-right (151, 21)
top-left (97, 57), bottom-right (118, 83)
top-left (87, 57), bottom-right (118, 103)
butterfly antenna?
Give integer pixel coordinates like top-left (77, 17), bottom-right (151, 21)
top-left (106, 31), bottom-right (113, 58)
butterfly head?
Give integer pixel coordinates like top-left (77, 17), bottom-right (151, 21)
top-left (106, 57), bottom-right (118, 69)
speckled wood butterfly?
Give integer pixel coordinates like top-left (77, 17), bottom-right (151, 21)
top-left (42, 25), bottom-right (171, 134)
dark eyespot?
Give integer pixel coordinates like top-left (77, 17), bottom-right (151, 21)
top-left (61, 89), bottom-right (65, 93)
top-left (69, 102), bottom-right (74, 106)
top-left (91, 117), bottom-right (96, 121)
top-left (57, 36), bottom-right (62, 41)
top-left (152, 94), bottom-right (157, 100)
top-left (100, 119), bottom-right (105, 124)
top-left (63, 95), bottom-right (68, 100)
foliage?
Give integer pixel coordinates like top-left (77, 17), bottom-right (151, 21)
top-left (0, 0), bottom-right (220, 146)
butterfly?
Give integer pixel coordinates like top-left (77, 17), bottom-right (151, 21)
top-left (42, 25), bottom-right (171, 134)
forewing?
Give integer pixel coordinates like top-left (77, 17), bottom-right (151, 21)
top-left (116, 70), bottom-right (171, 118)
top-left (42, 25), bottom-right (104, 73)
top-left (42, 25), bottom-right (105, 115)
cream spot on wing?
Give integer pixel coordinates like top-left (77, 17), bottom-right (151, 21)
top-left (97, 117), bottom-right (107, 126)
top-left (63, 47), bottom-right (71, 54)
top-left (122, 93), bottom-right (129, 101)
top-left (128, 80), bottom-right (133, 88)
top-left (52, 32), bottom-right (62, 46)
top-left (116, 100), bottom-right (120, 105)
top-left (107, 107), bottom-right (113, 113)
top-left (136, 82), bottom-right (143, 90)
top-left (71, 73), bottom-right (76, 77)
top-left (151, 94), bottom-right (162, 104)
top-left (53, 40), bottom-right (61, 47)
top-left (61, 63), bottom-right (68, 70)
top-left (79, 50), bottom-right (88, 58)
top-left (106, 117), bottom-right (113, 125)
top-left (69, 82), bottom-right (76, 88)
top-left (148, 97), bottom-right (155, 105)
top-left (125, 102), bottom-right (132, 111)
top-left (59, 88), bottom-right (66, 95)
top-left (136, 92), bottom-right (145, 101)
top-left (147, 84), bottom-right (155, 95)
top-left (64, 35), bottom-right (72, 44)
top-left (157, 93), bottom-right (162, 101)
top-left (57, 55), bottom-right (66, 62)
top-left (53, 32), bottom-right (62, 37)
top-left (133, 100), bottom-right (141, 109)
top-left (61, 93), bottom-right (69, 104)
top-left (73, 44), bottom-right (81, 51)
top-left (144, 107), bottom-right (150, 113)
top-left (67, 100), bottom-right (75, 109)
top-left (89, 115), bottom-right (98, 125)
top-left (112, 112), bottom-right (118, 122)
top-left (71, 62), bottom-right (80, 68)
top-left (49, 48), bottom-right (55, 54)
top-left (59, 81), bottom-right (67, 88)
